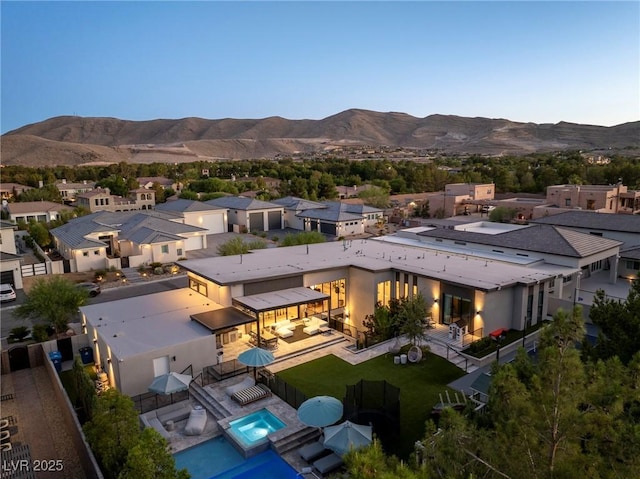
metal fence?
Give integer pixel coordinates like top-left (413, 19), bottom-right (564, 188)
top-left (261, 372), bottom-right (308, 410)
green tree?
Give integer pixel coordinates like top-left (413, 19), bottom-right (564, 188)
top-left (83, 389), bottom-right (141, 479)
top-left (343, 439), bottom-right (424, 479)
top-left (488, 206), bottom-right (517, 223)
top-left (216, 236), bottom-right (267, 256)
top-left (72, 356), bottom-right (97, 423)
top-left (363, 304), bottom-right (394, 343)
top-left (118, 428), bottom-right (190, 479)
top-left (358, 186), bottom-right (390, 208)
top-left (27, 221), bottom-right (51, 248)
top-left (279, 231), bottom-right (326, 247)
top-left (17, 184), bottom-right (63, 203)
top-left (587, 275), bottom-right (640, 365)
top-left (14, 276), bottom-right (87, 336)
top-left (397, 294), bottom-right (429, 347)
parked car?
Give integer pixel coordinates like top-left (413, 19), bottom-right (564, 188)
top-left (76, 282), bottom-right (101, 297)
top-left (0, 284), bottom-right (17, 303)
top-left (481, 205), bottom-right (496, 213)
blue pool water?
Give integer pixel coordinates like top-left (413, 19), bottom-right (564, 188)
top-left (228, 408), bottom-right (286, 448)
top-left (173, 437), bottom-right (297, 479)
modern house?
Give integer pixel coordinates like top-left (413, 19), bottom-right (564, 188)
top-left (50, 210), bottom-right (208, 272)
top-left (544, 183), bottom-right (640, 215)
top-left (204, 197), bottom-right (284, 233)
top-left (155, 199), bottom-right (227, 236)
top-left (137, 176), bottom-right (181, 191)
top-left (76, 187), bottom-right (156, 213)
top-left (0, 220), bottom-right (23, 289)
top-left (5, 201), bottom-right (75, 224)
top-left (414, 183), bottom-right (495, 218)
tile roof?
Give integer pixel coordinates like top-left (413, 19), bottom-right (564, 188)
top-left (272, 196), bottom-right (327, 211)
top-left (417, 224), bottom-right (621, 258)
top-left (205, 196), bottom-right (283, 211)
top-left (621, 245), bottom-right (640, 260)
top-left (531, 211), bottom-right (640, 234)
top-left (0, 220), bottom-right (17, 230)
top-left (7, 201), bottom-right (74, 214)
top-left (156, 198), bottom-right (226, 213)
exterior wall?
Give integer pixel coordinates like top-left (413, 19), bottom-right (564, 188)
top-left (0, 259), bottom-right (23, 289)
top-left (445, 183), bottom-right (494, 200)
top-left (183, 211), bottom-right (226, 235)
top-left (481, 288), bottom-right (515, 334)
top-left (181, 233), bottom-right (205, 252)
top-left (284, 211), bottom-right (305, 230)
top-left (336, 219), bottom-right (365, 237)
top-left (619, 258), bottom-right (640, 279)
top-left (0, 227), bottom-right (17, 254)
top-left (246, 208), bottom-right (283, 232)
top-left (362, 211), bottom-right (384, 228)
top-left (346, 267), bottom-right (378, 331)
top-left (74, 247), bottom-right (108, 272)
top-left (10, 210), bottom-right (64, 223)
top-left (114, 335), bottom-right (217, 397)
top-left (546, 185), bottom-right (625, 212)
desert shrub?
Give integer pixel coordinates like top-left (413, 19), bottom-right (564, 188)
top-left (32, 324), bottom-right (50, 342)
top-left (9, 326), bottom-right (30, 342)
top-left (153, 267), bottom-right (163, 275)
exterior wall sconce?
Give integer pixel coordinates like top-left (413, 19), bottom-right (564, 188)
top-left (93, 339), bottom-right (98, 344)
top-left (433, 298), bottom-right (439, 303)
top-left (172, 356), bottom-right (176, 362)
top-left (107, 358), bottom-right (112, 364)
top-left (476, 310), bottom-right (482, 315)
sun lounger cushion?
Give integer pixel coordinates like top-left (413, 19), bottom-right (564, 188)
top-left (313, 452), bottom-right (344, 474)
top-left (231, 383), bottom-right (272, 406)
top-left (299, 440), bottom-right (327, 462)
top-left (225, 376), bottom-right (255, 397)
top-left (184, 407), bottom-right (207, 436)
top-left (276, 326), bottom-right (294, 338)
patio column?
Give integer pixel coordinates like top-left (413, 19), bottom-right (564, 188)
top-left (609, 254), bottom-right (619, 284)
top-left (255, 311), bottom-right (261, 345)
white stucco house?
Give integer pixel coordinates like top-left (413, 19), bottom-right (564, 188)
top-left (204, 197), bottom-right (284, 232)
top-left (0, 220), bottom-right (23, 289)
top-left (155, 199), bottom-right (227, 236)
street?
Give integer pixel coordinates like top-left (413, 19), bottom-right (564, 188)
top-left (0, 275), bottom-right (188, 339)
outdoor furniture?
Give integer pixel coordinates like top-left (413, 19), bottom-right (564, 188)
top-left (400, 354), bottom-right (407, 364)
top-left (231, 383), bottom-right (272, 406)
top-left (303, 316), bottom-right (329, 335)
top-left (225, 376), bottom-right (255, 397)
top-left (271, 320), bottom-right (297, 338)
top-left (299, 440), bottom-right (327, 462)
top-left (408, 346), bottom-right (423, 363)
top-left (139, 400), bottom-right (193, 441)
top-left (184, 407), bottom-right (207, 436)
top-left (313, 452), bottom-right (344, 474)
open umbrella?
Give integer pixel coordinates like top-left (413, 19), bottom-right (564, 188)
top-left (323, 420), bottom-right (373, 456)
top-left (148, 372), bottom-right (192, 395)
top-left (237, 347), bottom-right (275, 378)
top-left (298, 396), bottom-right (343, 428)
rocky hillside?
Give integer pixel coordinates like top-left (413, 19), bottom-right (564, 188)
top-left (2, 109), bottom-right (638, 166)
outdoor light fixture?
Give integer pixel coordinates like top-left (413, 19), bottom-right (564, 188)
top-left (107, 358), bottom-right (112, 364)
top-left (172, 356), bottom-right (176, 362)
top-left (93, 339), bottom-right (98, 344)
top-left (433, 297), bottom-right (439, 303)
top-left (476, 310), bottom-right (482, 315)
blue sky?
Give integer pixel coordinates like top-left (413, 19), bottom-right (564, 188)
top-left (1, 1), bottom-right (638, 133)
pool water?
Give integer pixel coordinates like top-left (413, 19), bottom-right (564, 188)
top-left (173, 437), bottom-right (297, 479)
top-left (227, 408), bottom-right (286, 448)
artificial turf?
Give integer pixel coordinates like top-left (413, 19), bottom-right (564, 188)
top-left (276, 350), bottom-right (465, 458)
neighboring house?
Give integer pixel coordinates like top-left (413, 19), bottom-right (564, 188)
top-left (335, 184), bottom-right (375, 199)
top-left (76, 187), bottom-right (156, 213)
top-left (0, 220), bottom-right (23, 289)
top-left (422, 183), bottom-right (495, 217)
top-left (155, 199), bottom-right (227, 235)
top-left (137, 176), bottom-right (180, 191)
top-left (205, 197), bottom-right (284, 232)
top-left (272, 197), bottom-right (327, 231)
top-left (0, 183), bottom-right (33, 201)
top-left (55, 179), bottom-right (96, 202)
top-left (50, 210), bottom-right (207, 272)
top-left (6, 201), bottom-right (74, 224)
top-left (531, 211), bottom-right (640, 280)
top-left (543, 183), bottom-right (640, 215)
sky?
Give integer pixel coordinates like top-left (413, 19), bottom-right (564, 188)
top-left (1, 1), bottom-right (639, 134)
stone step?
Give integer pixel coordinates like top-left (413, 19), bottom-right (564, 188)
top-left (189, 382), bottom-right (231, 420)
top-left (120, 267), bottom-right (146, 284)
top-left (272, 426), bottom-right (321, 455)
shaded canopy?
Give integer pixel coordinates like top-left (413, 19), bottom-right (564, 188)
top-left (323, 420), bottom-right (373, 456)
top-left (148, 372), bottom-right (192, 395)
top-left (298, 395), bottom-right (343, 428)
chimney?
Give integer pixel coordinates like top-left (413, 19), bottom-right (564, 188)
top-left (62, 179), bottom-right (67, 184)
top-left (38, 180), bottom-right (44, 188)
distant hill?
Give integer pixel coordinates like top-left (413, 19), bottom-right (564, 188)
top-left (2, 109), bottom-right (638, 166)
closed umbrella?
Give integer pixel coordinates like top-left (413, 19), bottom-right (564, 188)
top-left (148, 372), bottom-right (192, 395)
top-left (323, 420), bottom-right (373, 456)
top-left (298, 396), bottom-right (343, 428)
top-left (237, 347), bottom-right (275, 378)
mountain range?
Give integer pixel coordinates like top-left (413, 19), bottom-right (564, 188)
top-left (2, 109), bottom-right (638, 167)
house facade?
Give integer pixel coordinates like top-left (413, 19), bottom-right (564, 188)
top-left (55, 179), bottom-right (96, 202)
top-left (76, 188), bottom-right (156, 213)
top-left (0, 220), bottom-right (23, 289)
top-left (155, 199), bottom-right (227, 236)
top-left (205, 197), bottom-right (284, 232)
top-left (6, 201), bottom-right (74, 224)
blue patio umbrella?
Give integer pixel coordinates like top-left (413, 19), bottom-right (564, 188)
top-left (148, 372), bottom-right (192, 395)
top-left (237, 347), bottom-right (275, 378)
top-left (323, 420), bottom-right (373, 456)
top-left (297, 396), bottom-right (343, 428)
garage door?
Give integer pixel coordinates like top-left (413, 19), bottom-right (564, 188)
top-left (1, 270), bottom-right (15, 286)
top-left (320, 222), bottom-right (337, 235)
top-left (268, 211), bottom-right (281, 231)
top-left (183, 235), bottom-right (204, 251)
top-left (249, 212), bottom-right (264, 232)
top-left (309, 220), bottom-right (319, 231)
top-left (202, 214), bottom-right (225, 235)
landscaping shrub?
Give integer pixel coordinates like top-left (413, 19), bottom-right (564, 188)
top-left (32, 324), bottom-right (50, 342)
top-left (9, 326), bottom-right (30, 343)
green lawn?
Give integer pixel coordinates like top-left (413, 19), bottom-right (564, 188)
top-left (276, 349), bottom-right (465, 458)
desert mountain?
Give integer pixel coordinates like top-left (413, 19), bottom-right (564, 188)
top-left (2, 109), bottom-right (638, 166)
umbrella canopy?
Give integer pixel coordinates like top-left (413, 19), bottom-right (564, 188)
top-left (323, 420), bottom-right (373, 456)
top-left (298, 396), bottom-right (343, 428)
top-left (148, 372), bottom-right (192, 395)
top-left (237, 347), bottom-right (275, 367)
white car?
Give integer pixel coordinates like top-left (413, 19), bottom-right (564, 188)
top-left (481, 205), bottom-right (496, 213)
top-left (0, 284), bottom-right (17, 303)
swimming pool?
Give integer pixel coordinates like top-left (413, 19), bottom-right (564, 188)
top-left (173, 437), bottom-right (298, 479)
top-left (227, 408), bottom-right (286, 449)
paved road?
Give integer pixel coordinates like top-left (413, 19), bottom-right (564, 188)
top-left (0, 275), bottom-right (188, 338)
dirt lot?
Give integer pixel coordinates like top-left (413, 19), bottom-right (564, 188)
top-left (21, 271), bottom-right (117, 293)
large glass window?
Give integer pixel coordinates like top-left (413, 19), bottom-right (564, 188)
top-left (536, 289), bottom-right (544, 323)
top-left (189, 277), bottom-right (208, 297)
top-left (442, 294), bottom-right (471, 325)
top-left (312, 278), bottom-right (345, 310)
top-left (377, 280), bottom-right (391, 306)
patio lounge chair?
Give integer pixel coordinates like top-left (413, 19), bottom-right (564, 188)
top-left (298, 439), bottom-right (327, 462)
top-left (184, 407), bottom-right (207, 436)
top-left (225, 376), bottom-right (255, 397)
top-left (313, 452), bottom-right (344, 474)
top-left (231, 383), bottom-right (272, 406)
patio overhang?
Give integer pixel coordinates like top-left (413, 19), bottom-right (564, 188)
top-left (232, 286), bottom-right (330, 314)
top-left (190, 307), bottom-right (256, 333)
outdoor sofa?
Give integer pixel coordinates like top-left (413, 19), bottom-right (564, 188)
top-left (303, 316), bottom-right (329, 335)
top-left (270, 319), bottom-right (297, 338)
top-left (184, 406), bottom-right (207, 436)
top-left (139, 400), bottom-right (192, 440)
top-left (313, 452), bottom-right (344, 474)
